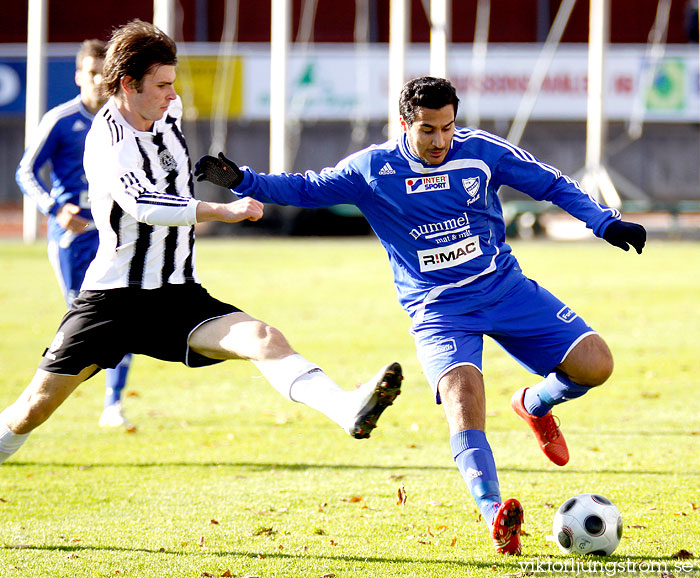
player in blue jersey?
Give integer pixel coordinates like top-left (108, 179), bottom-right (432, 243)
top-left (195, 76), bottom-right (646, 555)
top-left (16, 40), bottom-right (134, 428)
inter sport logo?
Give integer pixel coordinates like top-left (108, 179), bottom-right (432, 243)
top-left (405, 174), bottom-right (449, 194)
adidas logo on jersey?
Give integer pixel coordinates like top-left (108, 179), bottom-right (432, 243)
top-left (72, 119), bottom-right (87, 132)
top-left (378, 162), bottom-right (395, 175)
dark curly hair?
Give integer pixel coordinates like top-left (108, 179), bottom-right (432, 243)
top-left (101, 19), bottom-right (177, 97)
top-left (399, 76), bottom-right (459, 126)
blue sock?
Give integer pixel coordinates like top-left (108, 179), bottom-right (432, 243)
top-left (105, 353), bottom-right (133, 407)
top-left (450, 429), bottom-right (501, 527)
top-left (523, 370), bottom-right (591, 417)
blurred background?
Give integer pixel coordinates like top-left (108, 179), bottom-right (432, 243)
top-left (2, 0), bottom-right (699, 238)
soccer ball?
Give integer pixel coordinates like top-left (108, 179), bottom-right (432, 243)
top-left (552, 493), bottom-right (623, 556)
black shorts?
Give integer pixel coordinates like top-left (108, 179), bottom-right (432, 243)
top-left (39, 283), bottom-right (242, 375)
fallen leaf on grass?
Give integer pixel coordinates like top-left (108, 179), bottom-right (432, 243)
top-left (329, 540), bottom-right (338, 546)
top-left (341, 496), bottom-right (363, 503)
top-left (450, 537), bottom-right (457, 547)
top-left (672, 549), bottom-right (694, 559)
top-left (198, 536), bottom-right (205, 548)
top-left (65, 553), bottom-right (79, 559)
top-left (0, 497), bottom-right (7, 502)
top-left (220, 571), bottom-right (232, 577)
top-left (320, 574), bottom-right (336, 578)
top-left (210, 519), bottom-right (219, 525)
top-left (628, 524), bottom-right (647, 529)
top-left (397, 485), bottom-right (407, 506)
top-left (252, 527), bottom-right (275, 537)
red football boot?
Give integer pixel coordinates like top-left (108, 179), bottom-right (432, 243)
top-left (511, 387), bottom-right (569, 466)
top-left (492, 498), bottom-right (524, 555)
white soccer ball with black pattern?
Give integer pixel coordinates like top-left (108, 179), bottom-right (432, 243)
top-left (552, 493), bottom-right (623, 556)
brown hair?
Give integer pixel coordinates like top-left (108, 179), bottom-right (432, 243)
top-left (76, 39), bottom-right (106, 70)
top-left (101, 19), bottom-right (177, 97)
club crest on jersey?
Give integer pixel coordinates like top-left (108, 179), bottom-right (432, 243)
top-left (405, 174), bottom-right (448, 194)
top-left (462, 177), bottom-right (480, 197)
top-left (159, 150), bottom-right (177, 171)
top-left (462, 176), bottom-right (481, 205)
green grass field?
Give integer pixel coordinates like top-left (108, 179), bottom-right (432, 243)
top-left (0, 237), bottom-right (698, 578)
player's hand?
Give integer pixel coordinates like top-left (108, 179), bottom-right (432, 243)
top-left (602, 220), bottom-right (646, 254)
top-left (194, 152), bottom-right (243, 189)
top-left (196, 197), bottom-right (264, 224)
top-left (56, 203), bottom-right (90, 233)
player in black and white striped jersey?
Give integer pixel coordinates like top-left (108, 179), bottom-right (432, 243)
top-left (0, 20), bottom-right (403, 465)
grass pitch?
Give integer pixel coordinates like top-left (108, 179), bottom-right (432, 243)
top-left (0, 237), bottom-right (698, 578)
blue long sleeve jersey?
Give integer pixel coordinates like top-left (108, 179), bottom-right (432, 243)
top-left (16, 95), bottom-right (94, 239)
top-left (232, 127), bottom-right (621, 323)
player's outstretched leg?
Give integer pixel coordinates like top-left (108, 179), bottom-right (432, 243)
top-left (254, 352), bottom-right (402, 439)
top-left (511, 386), bottom-right (569, 466)
top-left (346, 361), bottom-right (403, 439)
top-left (491, 498), bottom-right (524, 555)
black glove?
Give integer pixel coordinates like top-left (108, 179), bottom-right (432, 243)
top-left (602, 220), bottom-right (646, 254)
top-left (194, 152), bottom-right (243, 189)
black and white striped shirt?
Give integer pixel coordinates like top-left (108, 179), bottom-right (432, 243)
top-left (82, 97), bottom-right (201, 290)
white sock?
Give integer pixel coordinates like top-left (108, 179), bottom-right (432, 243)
top-left (0, 421), bottom-right (30, 464)
top-left (253, 354), bottom-right (350, 428)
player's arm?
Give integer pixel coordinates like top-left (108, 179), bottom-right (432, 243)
top-left (194, 152), bottom-right (368, 208)
top-left (15, 114), bottom-right (61, 216)
top-left (196, 197), bottom-right (264, 223)
top-left (493, 143), bottom-right (646, 254)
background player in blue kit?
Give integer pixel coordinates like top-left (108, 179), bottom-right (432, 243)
top-left (195, 76), bottom-right (646, 555)
top-left (16, 40), bottom-right (134, 428)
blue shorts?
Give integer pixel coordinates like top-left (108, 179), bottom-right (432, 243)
top-left (47, 227), bottom-right (99, 306)
top-left (410, 274), bottom-right (596, 402)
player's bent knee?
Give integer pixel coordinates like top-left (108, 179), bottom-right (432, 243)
top-left (254, 324), bottom-right (294, 360)
top-left (561, 335), bottom-right (614, 386)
